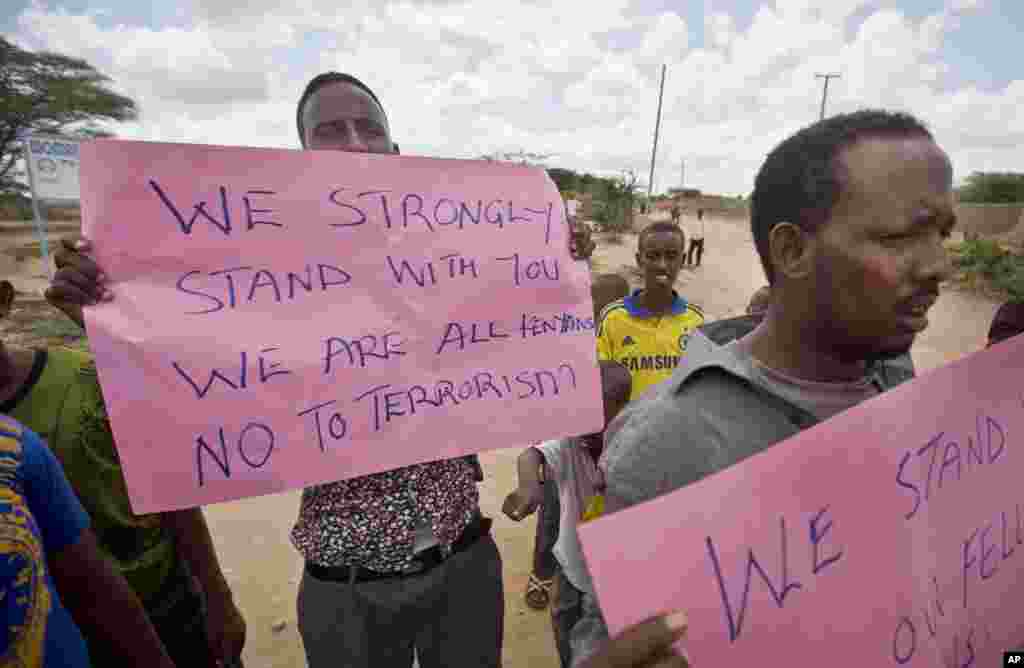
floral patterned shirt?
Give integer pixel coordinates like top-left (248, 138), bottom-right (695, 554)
top-left (290, 456), bottom-right (479, 572)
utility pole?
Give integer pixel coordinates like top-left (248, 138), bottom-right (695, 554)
top-left (647, 64), bottom-right (667, 199)
top-left (680, 158), bottom-right (685, 189)
top-left (815, 73), bottom-right (841, 120)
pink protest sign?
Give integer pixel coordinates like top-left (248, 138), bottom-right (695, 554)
top-left (79, 139), bottom-right (602, 514)
top-left (579, 337), bottom-right (1024, 666)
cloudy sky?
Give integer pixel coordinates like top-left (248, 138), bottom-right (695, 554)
top-left (3, 0), bottom-right (1021, 196)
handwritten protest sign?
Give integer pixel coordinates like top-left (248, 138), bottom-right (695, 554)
top-left (579, 337), bottom-right (1024, 666)
top-left (79, 139), bottom-right (602, 514)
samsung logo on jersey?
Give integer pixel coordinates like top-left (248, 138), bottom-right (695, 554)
top-left (622, 355), bottom-right (680, 371)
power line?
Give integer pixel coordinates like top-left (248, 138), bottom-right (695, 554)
top-left (815, 73), bottom-right (841, 120)
top-left (648, 64), bottom-right (667, 199)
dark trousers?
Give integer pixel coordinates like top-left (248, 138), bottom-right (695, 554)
top-left (551, 570), bottom-right (580, 668)
top-left (533, 476), bottom-right (560, 579)
top-left (687, 238), bottom-right (705, 266)
top-left (297, 534), bottom-right (504, 668)
top-left (552, 570), bottom-right (606, 668)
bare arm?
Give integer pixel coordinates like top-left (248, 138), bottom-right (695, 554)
top-left (517, 447), bottom-right (545, 489)
top-left (50, 529), bottom-right (175, 668)
top-left (502, 447), bottom-right (546, 521)
top-left (164, 508), bottom-right (246, 664)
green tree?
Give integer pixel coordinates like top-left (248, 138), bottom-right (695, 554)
top-left (957, 172), bottom-right (1024, 204)
top-left (601, 169), bottom-right (640, 231)
top-left (1, 37), bottom-right (137, 194)
top-left (546, 167), bottom-right (580, 194)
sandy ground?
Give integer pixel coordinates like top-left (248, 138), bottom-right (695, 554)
top-left (0, 213), bottom-right (1004, 667)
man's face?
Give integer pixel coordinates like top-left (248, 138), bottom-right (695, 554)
top-left (636, 231), bottom-right (685, 292)
top-left (302, 82), bottom-right (394, 154)
top-left (807, 137), bottom-right (955, 361)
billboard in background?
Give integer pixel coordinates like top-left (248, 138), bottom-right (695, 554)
top-left (25, 134), bottom-right (81, 203)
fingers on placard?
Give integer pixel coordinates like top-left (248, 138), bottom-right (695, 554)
top-left (56, 237), bottom-right (99, 275)
top-left (57, 268), bottom-right (104, 301)
top-left (611, 614), bottom-right (688, 666)
top-left (47, 277), bottom-right (95, 307)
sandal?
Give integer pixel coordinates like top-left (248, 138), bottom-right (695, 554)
top-left (525, 573), bottom-right (553, 610)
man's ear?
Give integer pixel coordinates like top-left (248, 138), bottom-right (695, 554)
top-left (0, 281), bottom-right (14, 319)
top-left (768, 222), bottom-right (815, 282)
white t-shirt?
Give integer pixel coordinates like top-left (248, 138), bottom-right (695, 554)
top-left (692, 215), bottom-right (706, 240)
top-left (537, 438), bottom-right (602, 594)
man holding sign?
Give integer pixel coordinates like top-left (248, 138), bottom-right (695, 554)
top-left (48, 71), bottom-right (596, 668)
top-left (584, 110), bottom-right (954, 656)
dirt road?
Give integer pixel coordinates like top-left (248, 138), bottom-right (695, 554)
top-left (0, 214), bottom-right (1003, 667)
top-left (200, 213), bottom-right (1002, 668)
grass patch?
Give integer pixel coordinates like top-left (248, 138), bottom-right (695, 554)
top-left (950, 239), bottom-right (1024, 301)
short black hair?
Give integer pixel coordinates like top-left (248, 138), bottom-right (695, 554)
top-left (591, 273), bottom-right (630, 317)
top-left (296, 72), bottom-right (389, 146)
top-left (750, 109), bottom-right (934, 283)
top-left (599, 360), bottom-right (632, 405)
top-left (638, 221), bottom-right (685, 253)
top-left (988, 301), bottom-right (1024, 345)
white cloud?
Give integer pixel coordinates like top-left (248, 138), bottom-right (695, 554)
top-left (12, 6), bottom-right (278, 111)
top-left (949, 0), bottom-right (983, 11)
top-left (5, 0), bottom-right (1022, 195)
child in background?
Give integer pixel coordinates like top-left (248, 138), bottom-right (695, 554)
top-left (598, 222), bottom-right (704, 400)
top-left (523, 273), bottom-right (630, 611)
top-left (504, 361), bottom-right (632, 668)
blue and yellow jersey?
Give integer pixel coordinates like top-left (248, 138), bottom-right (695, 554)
top-left (0, 415), bottom-right (90, 667)
top-left (596, 290), bottom-right (705, 400)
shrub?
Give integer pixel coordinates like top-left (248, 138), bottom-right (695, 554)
top-left (952, 239), bottom-right (1024, 300)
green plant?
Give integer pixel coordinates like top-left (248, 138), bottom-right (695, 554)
top-left (0, 192), bottom-right (32, 219)
top-left (951, 239), bottom-right (1024, 300)
top-left (954, 239), bottom-right (1003, 270)
top-left (989, 255), bottom-right (1024, 301)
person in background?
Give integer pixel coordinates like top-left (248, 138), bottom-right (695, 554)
top-left (987, 300), bottom-right (1024, 347)
top-left (3, 277), bottom-right (247, 667)
top-left (0, 414), bottom-right (175, 668)
top-left (524, 273), bottom-right (630, 611)
top-left (567, 198), bottom-right (580, 225)
top-left (47, 70), bottom-right (594, 668)
top-left (504, 361), bottom-right (632, 667)
top-left (598, 222), bottom-right (705, 401)
top-left (590, 109), bottom-right (952, 654)
top-left (670, 203), bottom-right (680, 227)
top-left (592, 275), bottom-right (632, 322)
top-left (685, 209), bottom-right (705, 268)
